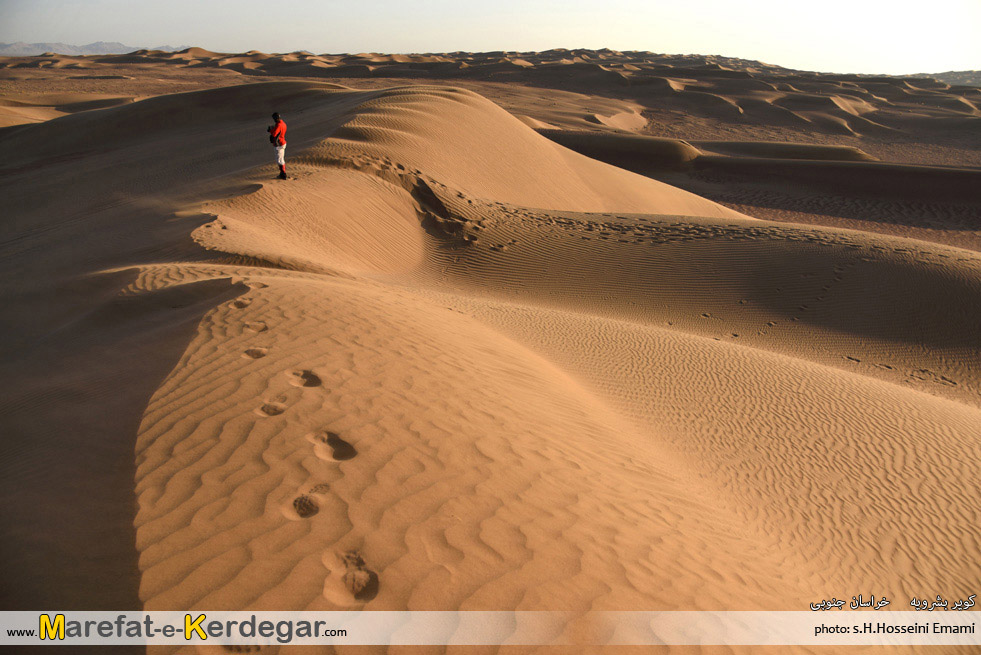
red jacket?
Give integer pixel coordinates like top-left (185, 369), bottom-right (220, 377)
top-left (268, 119), bottom-right (287, 146)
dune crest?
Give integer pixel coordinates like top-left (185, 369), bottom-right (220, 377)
top-left (314, 85), bottom-right (742, 216)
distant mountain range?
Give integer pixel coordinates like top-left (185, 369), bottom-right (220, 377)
top-left (0, 41), bottom-right (191, 56)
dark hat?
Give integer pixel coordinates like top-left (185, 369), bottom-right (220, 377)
top-left (272, 112), bottom-right (281, 120)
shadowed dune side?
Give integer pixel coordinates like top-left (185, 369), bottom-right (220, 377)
top-left (691, 157), bottom-right (981, 202)
top-left (657, 169), bottom-right (981, 253)
top-left (0, 268), bottom-right (242, 616)
top-left (537, 130), bottom-right (703, 173)
top-left (692, 140), bottom-right (878, 161)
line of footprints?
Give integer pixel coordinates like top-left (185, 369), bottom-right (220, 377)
top-left (228, 294), bottom-right (379, 606)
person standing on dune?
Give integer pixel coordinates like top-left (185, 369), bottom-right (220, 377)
top-left (267, 112), bottom-right (287, 179)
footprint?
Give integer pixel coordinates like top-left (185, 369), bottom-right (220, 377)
top-left (255, 402), bottom-right (286, 417)
top-left (309, 482), bottom-right (331, 494)
top-left (286, 369), bottom-right (322, 387)
top-left (907, 369), bottom-right (958, 387)
top-left (244, 321), bottom-right (268, 333)
top-left (845, 356), bottom-right (861, 363)
top-left (230, 298), bottom-right (252, 309)
top-left (307, 429), bottom-right (358, 461)
top-left (292, 495), bottom-right (319, 519)
top-left (322, 550), bottom-right (379, 605)
top-left (242, 347), bottom-right (268, 359)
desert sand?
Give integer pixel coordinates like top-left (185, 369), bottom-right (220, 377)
top-left (0, 48), bottom-right (979, 654)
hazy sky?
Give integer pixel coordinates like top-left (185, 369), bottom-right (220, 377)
top-left (1, 0), bottom-right (977, 74)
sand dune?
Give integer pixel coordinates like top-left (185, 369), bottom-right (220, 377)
top-left (309, 86), bottom-right (740, 216)
top-left (0, 50), bottom-right (979, 655)
top-left (0, 91), bottom-right (134, 126)
top-left (4, 48), bottom-right (979, 139)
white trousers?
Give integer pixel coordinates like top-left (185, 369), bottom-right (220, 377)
top-left (275, 145), bottom-right (286, 166)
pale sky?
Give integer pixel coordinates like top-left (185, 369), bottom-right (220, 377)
top-left (1, 0), bottom-right (978, 75)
